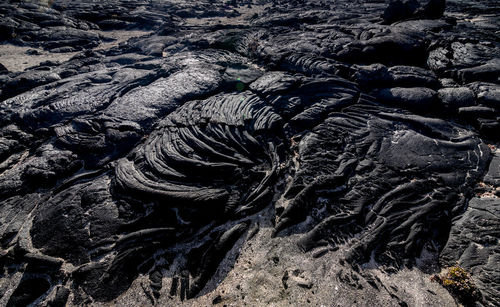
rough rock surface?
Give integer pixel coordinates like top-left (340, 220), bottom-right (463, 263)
top-left (0, 0), bottom-right (499, 306)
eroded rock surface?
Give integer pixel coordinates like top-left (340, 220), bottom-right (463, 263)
top-left (0, 0), bottom-right (499, 306)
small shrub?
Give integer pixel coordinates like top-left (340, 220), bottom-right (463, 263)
top-left (431, 265), bottom-right (481, 306)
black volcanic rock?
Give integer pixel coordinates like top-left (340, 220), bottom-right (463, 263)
top-left (0, 0), bottom-right (499, 306)
top-left (6, 276), bottom-right (51, 307)
top-left (438, 87), bottom-right (476, 109)
top-left (373, 87), bottom-right (438, 112)
top-left (383, 0), bottom-right (446, 24)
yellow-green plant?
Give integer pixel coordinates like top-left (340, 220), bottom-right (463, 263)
top-left (431, 265), bottom-right (481, 306)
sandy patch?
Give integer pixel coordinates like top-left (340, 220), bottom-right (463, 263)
top-left (0, 44), bottom-right (78, 72)
top-left (0, 29), bottom-right (152, 73)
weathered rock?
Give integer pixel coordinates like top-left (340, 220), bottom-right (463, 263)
top-left (458, 106), bottom-right (496, 119)
top-left (438, 87), bottom-right (476, 109)
top-left (470, 83), bottom-right (500, 110)
top-left (374, 87), bottom-right (438, 112)
top-left (6, 277), bottom-right (51, 307)
top-left (388, 65), bottom-right (440, 89)
top-left (455, 59), bottom-right (500, 84)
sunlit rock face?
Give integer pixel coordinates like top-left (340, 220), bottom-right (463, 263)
top-left (0, 0), bottom-right (499, 306)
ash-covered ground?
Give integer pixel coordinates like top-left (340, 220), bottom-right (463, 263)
top-left (0, 0), bottom-right (499, 306)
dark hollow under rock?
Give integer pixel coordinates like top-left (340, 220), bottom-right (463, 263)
top-left (0, 0), bottom-right (499, 306)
